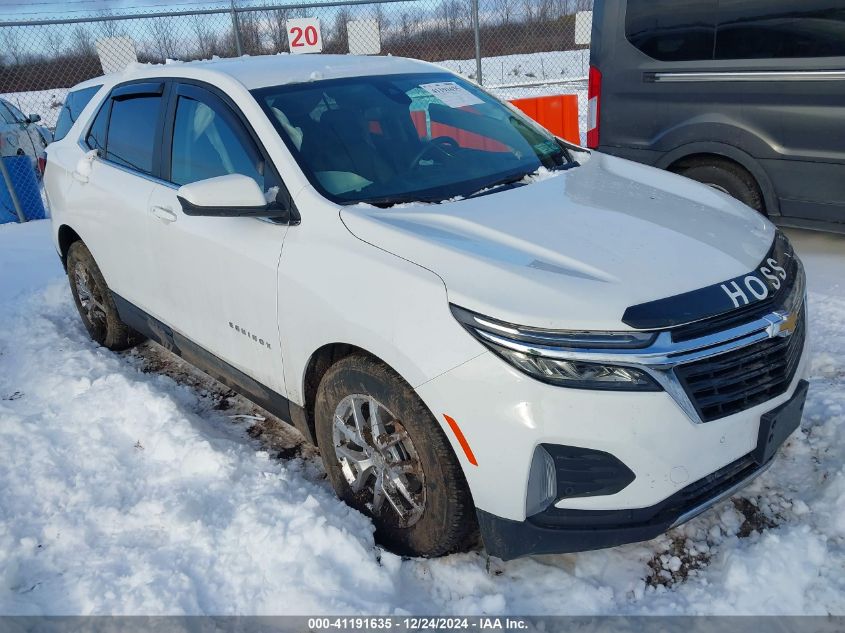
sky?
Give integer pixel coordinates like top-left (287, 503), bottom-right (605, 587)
top-left (0, 0), bottom-right (273, 20)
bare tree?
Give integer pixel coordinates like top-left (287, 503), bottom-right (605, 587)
top-left (373, 4), bottom-right (391, 33)
top-left (150, 16), bottom-right (178, 60)
top-left (237, 11), bottom-right (265, 55)
top-left (266, 8), bottom-right (291, 53)
top-left (2, 29), bottom-right (26, 66)
top-left (399, 11), bottom-right (414, 39)
top-left (43, 27), bottom-right (66, 60)
top-left (192, 15), bottom-right (219, 59)
top-left (491, 0), bottom-right (517, 25)
top-left (329, 6), bottom-right (352, 52)
top-left (523, 0), bottom-right (555, 22)
top-left (71, 24), bottom-right (96, 57)
top-left (98, 12), bottom-right (122, 39)
top-left (439, 0), bottom-right (472, 34)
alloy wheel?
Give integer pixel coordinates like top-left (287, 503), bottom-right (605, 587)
top-left (73, 262), bottom-right (107, 331)
top-left (332, 394), bottom-right (426, 527)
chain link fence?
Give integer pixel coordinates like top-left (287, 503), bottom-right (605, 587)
top-left (0, 0), bottom-right (592, 223)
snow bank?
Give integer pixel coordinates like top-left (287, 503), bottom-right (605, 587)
top-left (0, 221), bottom-right (843, 615)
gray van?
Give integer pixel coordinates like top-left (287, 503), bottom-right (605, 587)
top-left (588, 0), bottom-right (845, 234)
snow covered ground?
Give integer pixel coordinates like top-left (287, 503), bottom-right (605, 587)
top-left (0, 220), bottom-right (843, 616)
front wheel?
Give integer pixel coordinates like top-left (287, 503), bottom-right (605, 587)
top-left (66, 241), bottom-right (144, 350)
top-left (315, 354), bottom-right (477, 557)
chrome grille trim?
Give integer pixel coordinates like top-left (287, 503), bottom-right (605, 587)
top-left (480, 260), bottom-right (807, 424)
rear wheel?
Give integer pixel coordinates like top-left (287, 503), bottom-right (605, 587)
top-left (674, 157), bottom-right (765, 214)
top-left (315, 354), bottom-right (477, 557)
top-left (66, 241), bottom-right (144, 350)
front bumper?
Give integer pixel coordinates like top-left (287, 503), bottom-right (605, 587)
top-left (415, 337), bottom-right (810, 558)
top-left (476, 380), bottom-right (807, 560)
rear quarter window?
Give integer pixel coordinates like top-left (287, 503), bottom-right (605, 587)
top-left (625, 0), bottom-right (718, 62)
top-left (715, 0), bottom-right (845, 59)
top-left (54, 85), bottom-right (102, 142)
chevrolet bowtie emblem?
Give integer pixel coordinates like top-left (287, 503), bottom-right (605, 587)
top-left (765, 311), bottom-right (798, 338)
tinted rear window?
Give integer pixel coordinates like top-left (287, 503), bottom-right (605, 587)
top-left (625, 0), bottom-right (717, 61)
top-left (104, 96), bottom-right (162, 174)
top-left (716, 1), bottom-right (845, 59)
top-left (54, 85), bottom-right (101, 142)
top-left (626, 0), bottom-right (845, 62)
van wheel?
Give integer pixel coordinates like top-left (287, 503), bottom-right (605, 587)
top-left (66, 241), bottom-right (144, 350)
top-left (674, 158), bottom-right (764, 214)
top-left (315, 354), bottom-right (478, 558)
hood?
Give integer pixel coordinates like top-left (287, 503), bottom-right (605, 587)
top-left (340, 152), bottom-right (775, 331)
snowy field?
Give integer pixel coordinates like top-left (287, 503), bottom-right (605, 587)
top-left (0, 219), bottom-right (843, 616)
top-left (0, 88), bottom-right (67, 130)
top-left (2, 50), bottom-right (589, 139)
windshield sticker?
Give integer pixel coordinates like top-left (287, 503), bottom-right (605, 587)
top-left (419, 82), bottom-right (484, 109)
top-left (534, 139), bottom-right (561, 156)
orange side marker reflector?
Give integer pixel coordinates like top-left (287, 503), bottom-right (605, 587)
top-left (443, 414), bottom-right (478, 466)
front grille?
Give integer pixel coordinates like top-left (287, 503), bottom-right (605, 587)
top-left (674, 306), bottom-right (806, 422)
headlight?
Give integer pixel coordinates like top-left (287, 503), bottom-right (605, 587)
top-left (451, 305), bottom-right (661, 392)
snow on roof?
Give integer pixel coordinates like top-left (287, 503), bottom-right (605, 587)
top-left (73, 54), bottom-right (442, 93)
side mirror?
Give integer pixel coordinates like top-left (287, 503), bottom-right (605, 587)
top-left (27, 114), bottom-right (41, 124)
top-left (177, 173), bottom-right (299, 223)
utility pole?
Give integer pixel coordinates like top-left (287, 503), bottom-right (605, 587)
top-left (230, 0), bottom-right (243, 56)
top-left (472, 0), bottom-right (483, 85)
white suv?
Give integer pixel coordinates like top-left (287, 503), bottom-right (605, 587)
top-left (45, 55), bottom-right (809, 560)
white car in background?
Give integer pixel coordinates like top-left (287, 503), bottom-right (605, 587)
top-left (44, 55), bottom-right (809, 560)
top-left (0, 97), bottom-right (50, 172)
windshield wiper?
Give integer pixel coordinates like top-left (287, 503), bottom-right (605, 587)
top-left (464, 171), bottom-right (534, 200)
top-left (364, 194), bottom-right (446, 208)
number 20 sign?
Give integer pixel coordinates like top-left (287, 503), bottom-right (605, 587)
top-left (286, 17), bottom-right (323, 54)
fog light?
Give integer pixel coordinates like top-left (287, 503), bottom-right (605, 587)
top-left (526, 445), bottom-right (557, 516)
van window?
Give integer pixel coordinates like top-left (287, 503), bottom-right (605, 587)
top-left (716, 1), bottom-right (845, 60)
top-left (105, 95), bottom-right (162, 174)
top-left (54, 85), bottom-right (101, 142)
top-left (625, 0), bottom-right (717, 62)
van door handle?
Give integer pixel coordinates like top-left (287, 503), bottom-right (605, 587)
top-left (150, 206), bottom-right (177, 223)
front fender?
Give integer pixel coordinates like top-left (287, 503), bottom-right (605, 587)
top-left (277, 189), bottom-right (485, 408)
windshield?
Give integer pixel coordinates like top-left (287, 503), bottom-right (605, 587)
top-left (252, 72), bottom-right (575, 206)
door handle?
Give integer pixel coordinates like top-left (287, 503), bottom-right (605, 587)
top-left (150, 206), bottom-right (177, 223)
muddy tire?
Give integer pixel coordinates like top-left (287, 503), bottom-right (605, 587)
top-left (315, 354), bottom-right (478, 557)
top-left (66, 241), bottom-right (144, 351)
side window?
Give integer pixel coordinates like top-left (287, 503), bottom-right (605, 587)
top-left (85, 101), bottom-right (109, 153)
top-left (716, 1), bottom-right (845, 60)
top-left (105, 95), bottom-right (162, 174)
top-left (625, 0), bottom-right (718, 62)
top-left (170, 93), bottom-right (265, 189)
top-left (54, 85), bottom-right (102, 142)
